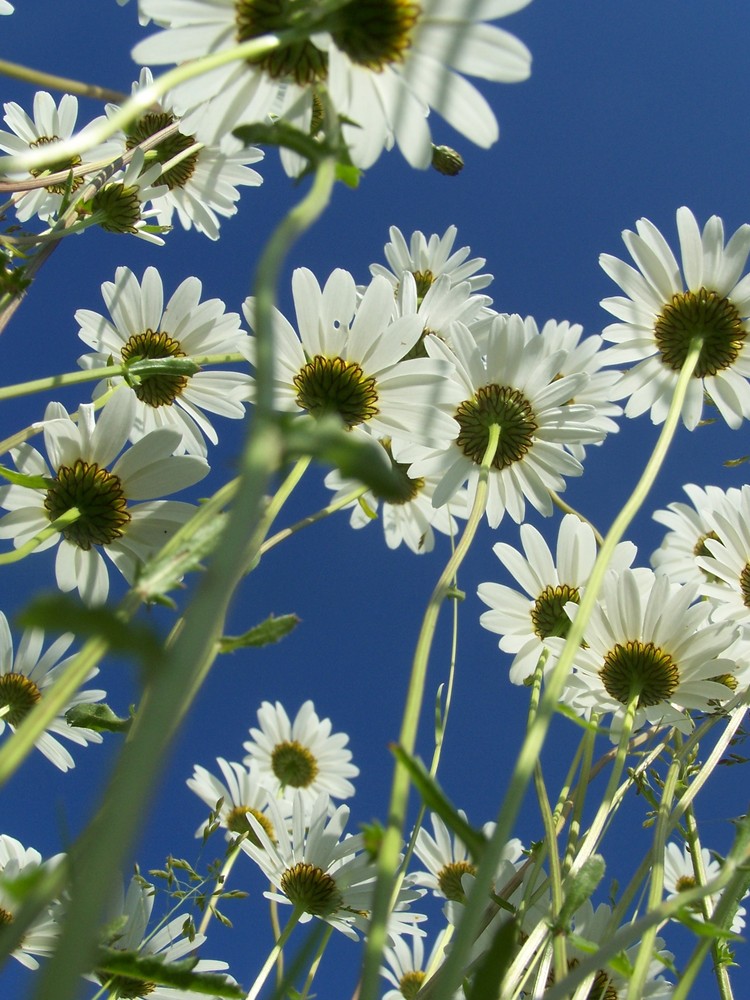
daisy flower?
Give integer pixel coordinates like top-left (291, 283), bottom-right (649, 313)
top-left (243, 700), bottom-right (358, 816)
top-left (88, 147), bottom-right (168, 244)
top-left (651, 483), bottom-right (742, 587)
top-left (0, 394), bottom-right (208, 605)
top-left (478, 514), bottom-right (636, 685)
top-left (93, 876), bottom-right (232, 999)
top-left (405, 320), bottom-right (600, 528)
top-left (370, 225), bottom-right (493, 295)
top-left (76, 265), bottom-right (251, 456)
top-left (412, 811), bottom-right (522, 907)
top-left (243, 792), bottom-right (420, 940)
top-left (561, 567), bottom-right (740, 735)
top-left (242, 268), bottom-right (461, 457)
top-left (664, 841), bottom-right (747, 935)
top-left (599, 206), bottom-right (750, 429)
top-left (381, 927), bottom-right (456, 1000)
top-left (392, 271), bottom-right (494, 358)
top-left (108, 69), bottom-right (264, 240)
top-left (0, 91), bottom-right (119, 223)
top-left (323, 438), bottom-right (470, 554)
top-left (133, 0), bottom-right (532, 169)
top-left (0, 611), bottom-right (105, 771)
top-left (0, 834), bottom-right (64, 970)
top-left (694, 485), bottom-right (750, 647)
top-left (186, 757), bottom-right (290, 841)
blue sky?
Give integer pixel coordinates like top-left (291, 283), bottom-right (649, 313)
top-left (1, 2), bottom-right (750, 997)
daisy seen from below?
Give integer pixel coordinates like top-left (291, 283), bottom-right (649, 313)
top-left (323, 438), bottom-right (470, 555)
top-left (600, 206), bottom-right (750, 429)
top-left (187, 756), bottom-right (290, 842)
top-left (0, 91), bottom-right (119, 223)
top-left (694, 484), bottom-right (750, 644)
top-left (108, 69), bottom-right (264, 241)
top-left (76, 265), bottom-right (251, 456)
top-left (0, 393), bottom-right (209, 605)
top-left (478, 514), bottom-right (636, 685)
top-left (392, 270), bottom-right (494, 358)
top-left (0, 611), bottom-right (105, 771)
top-left (87, 147), bottom-right (168, 244)
top-left (370, 225), bottom-right (493, 296)
top-left (651, 483), bottom-right (742, 587)
top-left (93, 876), bottom-right (232, 1000)
top-left (242, 792), bottom-right (420, 940)
top-left (664, 841), bottom-right (747, 935)
top-left (243, 700), bottom-right (358, 816)
top-left (381, 927), bottom-right (456, 1000)
top-left (242, 268), bottom-right (461, 456)
top-left (560, 567), bottom-right (740, 736)
top-left (403, 320), bottom-right (600, 528)
top-left (0, 834), bottom-right (64, 970)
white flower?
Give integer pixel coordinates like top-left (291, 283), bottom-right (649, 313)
top-left (243, 700), bottom-right (358, 815)
top-left (93, 877), bottom-right (232, 999)
top-left (381, 927), bottom-right (456, 1000)
top-left (405, 320), bottom-right (600, 528)
top-left (0, 612), bottom-right (105, 771)
top-left (562, 568), bottom-right (740, 736)
top-left (90, 147), bottom-right (169, 244)
top-left (370, 225), bottom-right (493, 294)
top-left (0, 92), bottom-right (118, 223)
top-left (392, 271), bottom-right (494, 356)
top-left (76, 265), bottom-right (251, 456)
top-left (133, 0), bottom-right (532, 169)
top-left (0, 395), bottom-right (208, 605)
top-left (0, 835), bottom-right (64, 970)
top-left (187, 757), bottom-right (290, 840)
top-left (600, 206), bottom-right (750, 429)
top-left (326, 0), bottom-right (533, 169)
top-left (108, 69), bottom-right (264, 240)
top-left (478, 514), bottom-right (636, 685)
top-left (242, 268), bottom-right (461, 456)
top-left (664, 841), bottom-right (747, 935)
top-left (324, 440), bottom-right (470, 555)
top-left (651, 483), bottom-right (742, 588)
top-left (241, 793), bottom-right (379, 940)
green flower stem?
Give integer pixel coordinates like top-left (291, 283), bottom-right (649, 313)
top-left (0, 507), bottom-right (80, 565)
top-left (29, 158), bottom-right (336, 1000)
top-left (0, 353), bottom-right (246, 403)
top-left (299, 924), bottom-right (333, 1000)
top-left (549, 489), bottom-right (605, 546)
top-left (0, 58), bottom-right (128, 103)
top-left (684, 802), bottom-right (735, 1000)
top-left (669, 813), bottom-right (750, 1000)
top-left (245, 908), bottom-right (303, 1000)
top-left (534, 761), bottom-right (567, 984)
top-left (562, 718), bottom-right (597, 874)
top-left (628, 736), bottom-right (682, 998)
top-left (360, 423), bottom-right (500, 1000)
top-left (436, 339), bottom-right (702, 1000)
top-left (258, 485), bottom-right (367, 557)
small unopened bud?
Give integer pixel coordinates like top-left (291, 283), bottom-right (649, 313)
top-left (431, 144), bottom-right (464, 176)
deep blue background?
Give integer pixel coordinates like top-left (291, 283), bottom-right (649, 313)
top-left (1, 2), bottom-right (749, 997)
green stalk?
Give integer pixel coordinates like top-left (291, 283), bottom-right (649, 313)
top-left (360, 423), bottom-right (500, 1000)
top-left (0, 507), bottom-right (80, 565)
top-left (434, 338), bottom-right (702, 998)
top-left (245, 909), bottom-right (302, 1000)
top-left (0, 58), bottom-right (128, 102)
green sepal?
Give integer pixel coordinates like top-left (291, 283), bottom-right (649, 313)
top-left (218, 613), bottom-right (300, 652)
top-left (0, 465), bottom-right (52, 489)
top-left (335, 162), bottom-right (361, 188)
top-left (65, 703), bottom-right (133, 734)
top-left (390, 744), bottom-right (486, 863)
top-left (95, 947), bottom-right (244, 998)
top-left (19, 595), bottom-right (164, 671)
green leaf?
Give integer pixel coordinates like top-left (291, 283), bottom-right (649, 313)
top-left (465, 917), bottom-right (516, 1000)
top-left (233, 121), bottom-right (326, 163)
top-left (390, 744), bottom-right (486, 862)
top-left (334, 162), bottom-right (361, 188)
top-left (218, 613), bottom-right (300, 652)
top-left (557, 855), bottom-right (605, 926)
top-left (95, 948), bottom-right (244, 998)
top-left (282, 415), bottom-right (408, 502)
top-left (19, 595), bottom-right (165, 670)
top-left (0, 464), bottom-right (52, 489)
top-left (133, 510), bottom-right (227, 603)
top-left (65, 703), bottom-right (133, 734)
